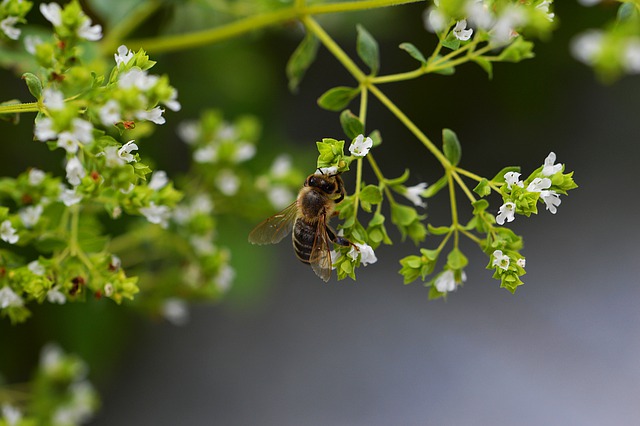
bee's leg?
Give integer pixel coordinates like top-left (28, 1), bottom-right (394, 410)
top-left (326, 226), bottom-right (353, 247)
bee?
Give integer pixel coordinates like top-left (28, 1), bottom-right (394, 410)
top-left (248, 170), bottom-right (353, 282)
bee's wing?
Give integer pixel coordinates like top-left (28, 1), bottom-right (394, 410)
top-left (309, 214), bottom-right (333, 283)
top-left (248, 201), bottom-right (298, 245)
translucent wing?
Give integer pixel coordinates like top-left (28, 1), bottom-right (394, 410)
top-left (248, 201), bottom-right (298, 245)
top-left (309, 214), bottom-right (333, 282)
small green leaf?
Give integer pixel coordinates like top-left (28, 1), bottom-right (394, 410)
top-left (385, 169), bottom-right (410, 186)
top-left (360, 185), bottom-right (383, 205)
top-left (617, 2), bottom-right (639, 22)
top-left (318, 86), bottom-right (359, 111)
top-left (316, 138), bottom-right (345, 168)
top-left (498, 38), bottom-right (534, 63)
top-left (22, 72), bottom-right (42, 100)
top-left (422, 175), bottom-right (447, 198)
top-left (472, 199), bottom-right (489, 215)
top-left (356, 24), bottom-right (380, 75)
top-left (399, 42), bottom-right (427, 65)
top-left (391, 203), bottom-right (417, 227)
top-left (473, 178), bottom-right (491, 197)
top-left (339, 110), bottom-right (364, 139)
top-left (447, 248), bottom-right (468, 270)
top-left (286, 33), bottom-right (319, 92)
top-left (441, 32), bottom-right (461, 51)
top-left (368, 129), bottom-right (382, 147)
top-left (427, 224), bottom-right (451, 235)
top-left (472, 57), bottom-right (493, 79)
top-left (442, 128), bottom-right (461, 166)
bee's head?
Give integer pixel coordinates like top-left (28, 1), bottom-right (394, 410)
top-left (305, 172), bottom-right (340, 194)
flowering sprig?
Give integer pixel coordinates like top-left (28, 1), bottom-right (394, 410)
top-left (0, 0), bottom-right (32, 41)
top-left (0, 343), bottom-right (99, 425)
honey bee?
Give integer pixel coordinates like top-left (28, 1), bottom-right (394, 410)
top-left (248, 170), bottom-right (353, 282)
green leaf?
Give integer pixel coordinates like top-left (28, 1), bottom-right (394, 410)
top-left (473, 178), bottom-right (491, 197)
top-left (339, 110), bottom-right (364, 139)
top-left (617, 2), bottom-right (639, 22)
top-left (498, 38), bottom-right (534, 63)
top-left (430, 55), bottom-right (455, 75)
top-left (492, 166), bottom-right (520, 183)
top-left (318, 86), bottom-right (359, 111)
top-left (447, 248), bottom-right (468, 270)
top-left (472, 199), bottom-right (489, 215)
top-left (286, 33), bottom-right (319, 92)
top-left (422, 175), bottom-right (448, 198)
top-left (442, 128), bottom-right (461, 166)
top-left (368, 129), bottom-right (382, 147)
top-left (441, 32), bottom-right (461, 51)
top-left (22, 72), bottom-right (42, 100)
top-left (385, 169), bottom-right (410, 186)
top-left (360, 185), bottom-right (382, 205)
top-left (399, 42), bottom-right (427, 65)
top-left (473, 57), bottom-right (493, 79)
top-left (391, 203), bottom-right (417, 227)
top-left (427, 224), bottom-right (451, 235)
top-left (356, 25), bottom-right (380, 75)
top-left (316, 138), bottom-right (345, 168)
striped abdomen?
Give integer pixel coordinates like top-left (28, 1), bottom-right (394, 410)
top-left (292, 217), bottom-right (317, 263)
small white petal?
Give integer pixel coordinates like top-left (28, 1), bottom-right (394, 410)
top-left (40, 3), bottom-right (62, 27)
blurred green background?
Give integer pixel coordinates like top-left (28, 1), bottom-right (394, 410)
top-left (2, 1), bottom-right (640, 424)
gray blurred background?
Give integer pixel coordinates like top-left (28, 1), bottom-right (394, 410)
top-left (2, 1), bottom-right (640, 425)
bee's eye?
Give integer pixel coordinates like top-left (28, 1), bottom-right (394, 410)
top-left (307, 177), bottom-right (316, 186)
top-left (322, 182), bottom-right (335, 193)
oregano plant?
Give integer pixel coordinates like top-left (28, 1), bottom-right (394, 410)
top-left (0, 0), bottom-right (634, 422)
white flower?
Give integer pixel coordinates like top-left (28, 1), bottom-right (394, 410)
top-left (35, 117), bottom-right (57, 141)
top-left (27, 260), bottom-right (45, 276)
top-left (233, 142), bottom-right (256, 163)
top-left (1, 403), bottom-right (22, 426)
top-left (0, 220), bottom-right (18, 244)
top-left (71, 118), bottom-right (93, 144)
top-left (216, 170), bottom-right (239, 196)
top-left (24, 35), bottom-right (43, 55)
top-left (492, 249), bottom-right (510, 270)
top-left (216, 123), bottom-right (236, 140)
top-left (77, 18), bottom-right (102, 41)
top-left (504, 171), bottom-right (524, 190)
top-left (102, 146), bottom-right (124, 167)
top-left (191, 194), bottom-right (214, 215)
top-left (139, 202), bottom-right (171, 228)
top-left (19, 204), bottom-right (43, 228)
top-left (434, 269), bottom-right (464, 293)
top-left (103, 283), bottom-right (114, 297)
top-left (99, 100), bottom-right (122, 126)
top-left (496, 201), bottom-right (516, 225)
top-left (623, 40), bottom-right (640, 74)
top-left (176, 121), bottom-right (200, 144)
top-left (149, 170), bottom-right (168, 190)
top-left (466, 0), bottom-right (494, 30)
top-left (47, 287), bottom-right (66, 304)
top-left (119, 68), bottom-right (159, 91)
top-left (517, 258), bottom-right (526, 268)
top-left (453, 20), bottom-right (473, 41)
top-left (570, 30), bottom-right (603, 65)
top-left (347, 243), bottom-right (377, 266)
top-left (53, 381), bottom-right (96, 425)
top-left (118, 140), bottom-right (138, 163)
top-left (28, 168), bottom-right (46, 186)
top-left (43, 88), bottom-right (65, 110)
top-left (56, 132), bottom-right (80, 154)
top-left (161, 298), bottom-right (189, 326)
top-left (316, 166), bottom-right (338, 175)
top-left (424, 7), bottom-right (447, 33)
top-left (40, 3), bottom-right (62, 27)
top-left (190, 234), bottom-right (215, 255)
top-left (541, 152), bottom-right (563, 176)
top-left (270, 154), bottom-right (291, 177)
top-left (491, 6), bottom-right (525, 46)
top-left (59, 187), bottom-right (83, 206)
top-left (215, 264), bottom-right (235, 292)
top-left (0, 16), bottom-right (21, 40)
top-left (267, 185), bottom-right (294, 209)
top-left (65, 156), bottom-right (85, 186)
top-left (403, 182), bottom-right (428, 208)
top-left (193, 145), bottom-right (218, 163)
top-left (114, 45), bottom-right (134, 66)
top-left (526, 177), bottom-right (551, 193)
top-left (540, 190), bottom-right (561, 214)
top-left (536, 1), bottom-right (554, 22)
top-left (163, 88), bottom-right (181, 112)
top-left (0, 286), bottom-right (22, 308)
top-left (349, 134), bottom-right (373, 157)
top-left (330, 249), bottom-right (341, 268)
top-left (40, 343), bottom-right (65, 374)
top-left (135, 107), bottom-right (165, 125)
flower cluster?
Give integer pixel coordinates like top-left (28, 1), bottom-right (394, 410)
top-left (571, 1), bottom-right (640, 81)
top-left (0, 344), bottom-right (99, 425)
top-left (425, 0), bottom-right (555, 46)
top-left (0, 0), bottom-right (31, 41)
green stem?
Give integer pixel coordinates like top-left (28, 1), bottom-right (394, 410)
top-left (455, 166), bottom-right (501, 193)
top-left (125, 0), bottom-right (424, 53)
top-left (447, 170), bottom-right (459, 248)
top-left (351, 86), bottom-right (369, 220)
top-left (0, 102), bottom-right (39, 115)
